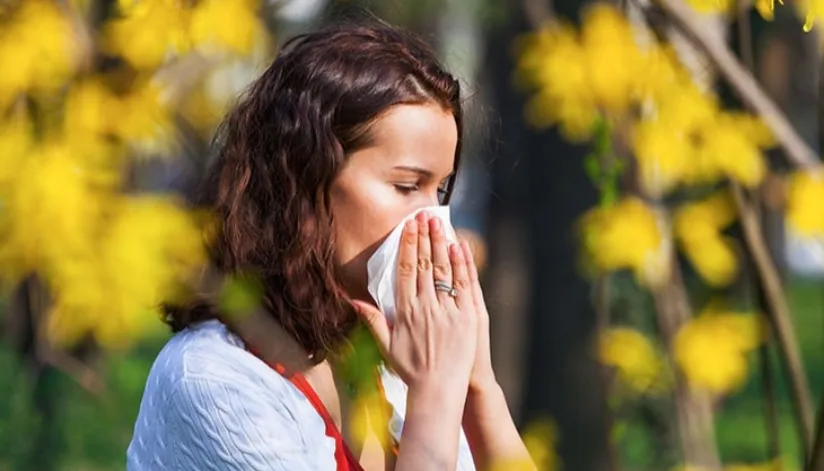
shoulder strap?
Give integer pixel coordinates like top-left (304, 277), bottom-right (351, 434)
top-left (246, 345), bottom-right (364, 471)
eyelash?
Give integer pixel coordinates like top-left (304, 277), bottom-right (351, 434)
top-left (393, 184), bottom-right (450, 198)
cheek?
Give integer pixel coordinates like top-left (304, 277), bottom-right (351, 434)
top-left (332, 188), bottom-right (418, 265)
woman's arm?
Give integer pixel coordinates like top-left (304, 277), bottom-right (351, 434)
top-left (395, 379), bottom-right (471, 471)
top-left (458, 240), bottom-right (536, 470)
top-left (462, 382), bottom-right (535, 470)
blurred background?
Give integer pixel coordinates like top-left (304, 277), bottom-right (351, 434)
top-left (2, 0), bottom-right (824, 470)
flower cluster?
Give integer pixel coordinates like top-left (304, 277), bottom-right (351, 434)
top-left (519, 4), bottom-right (775, 290)
top-left (0, 0), bottom-right (269, 348)
top-left (516, 4), bottom-right (774, 199)
top-left (103, 0), bottom-right (266, 70)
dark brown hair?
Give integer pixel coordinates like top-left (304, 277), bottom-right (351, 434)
top-left (165, 22), bottom-right (463, 361)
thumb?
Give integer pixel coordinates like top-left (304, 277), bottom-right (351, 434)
top-left (351, 300), bottom-right (391, 353)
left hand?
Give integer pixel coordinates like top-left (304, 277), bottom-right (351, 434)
top-left (458, 238), bottom-right (497, 393)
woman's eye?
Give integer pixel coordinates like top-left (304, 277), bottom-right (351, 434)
top-left (394, 184), bottom-right (419, 194)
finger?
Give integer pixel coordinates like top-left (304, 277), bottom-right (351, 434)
top-left (429, 216), bottom-right (453, 303)
top-left (450, 243), bottom-right (473, 313)
top-left (352, 300), bottom-right (391, 355)
top-left (396, 219), bottom-right (418, 310)
top-left (461, 239), bottom-right (488, 313)
top-left (416, 212), bottom-right (436, 299)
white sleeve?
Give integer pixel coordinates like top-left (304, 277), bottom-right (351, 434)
top-left (170, 375), bottom-right (338, 471)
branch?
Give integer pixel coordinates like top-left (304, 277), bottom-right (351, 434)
top-left (730, 184), bottom-right (815, 457)
top-left (523, 0), bottom-right (555, 29)
top-left (653, 251), bottom-right (722, 470)
top-left (657, 0), bottom-right (820, 169)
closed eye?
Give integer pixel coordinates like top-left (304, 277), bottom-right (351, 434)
top-left (394, 184), bottom-right (420, 194)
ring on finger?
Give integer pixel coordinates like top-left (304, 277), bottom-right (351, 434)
top-left (434, 280), bottom-right (458, 298)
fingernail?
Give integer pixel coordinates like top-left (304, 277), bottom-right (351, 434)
top-left (430, 217), bottom-right (441, 232)
top-left (405, 219), bottom-right (416, 232)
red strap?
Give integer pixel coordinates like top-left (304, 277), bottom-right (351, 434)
top-left (288, 372), bottom-right (364, 471)
top-left (247, 348), bottom-right (364, 471)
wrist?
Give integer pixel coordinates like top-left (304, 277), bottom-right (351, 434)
top-left (464, 380), bottom-right (507, 421)
top-left (468, 375), bottom-right (501, 398)
top-left (407, 377), bottom-right (469, 416)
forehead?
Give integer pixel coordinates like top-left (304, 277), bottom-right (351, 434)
top-left (351, 103), bottom-right (458, 176)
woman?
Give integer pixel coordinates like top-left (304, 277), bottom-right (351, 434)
top-left (127, 22), bottom-right (534, 471)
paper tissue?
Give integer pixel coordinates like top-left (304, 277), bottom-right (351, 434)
top-left (366, 205), bottom-right (458, 324)
top-left (365, 205), bottom-right (476, 471)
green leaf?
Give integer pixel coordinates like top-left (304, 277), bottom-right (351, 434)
top-left (218, 273), bottom-right (264, 320)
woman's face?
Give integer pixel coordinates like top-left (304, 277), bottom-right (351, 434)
top-left (330, 103), bottom-right (458, 302)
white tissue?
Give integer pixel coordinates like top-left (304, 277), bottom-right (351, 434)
top-left (366, 205), bottom-right (476, 471)
top-left (366, 205), bottom-right (458, 325)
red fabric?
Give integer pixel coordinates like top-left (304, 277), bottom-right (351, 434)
top-left (288, 371), bottom-right (364, 471)
top-left (247, 348), bottom-right (364, 471)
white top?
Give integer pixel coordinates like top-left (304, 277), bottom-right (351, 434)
top-left (126, 320), bottom-right (337, 470)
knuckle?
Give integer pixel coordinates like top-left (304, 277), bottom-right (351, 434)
top-left (417, 258), bottom-right (432, 272)
top-left (454, 278), bottom-right (471, 291)
top-left (398, 261), bottom-right (416, 276)
top-left (432, 262), bottom-right (451, 279)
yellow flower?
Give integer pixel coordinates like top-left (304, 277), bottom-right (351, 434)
top-left (0, 143), bottom-right (107, 280)
top-left (190, 0), bottom-right (265, 56)
top-left (755, 0), bottom-right (782, 20)
top-left (0, 0), bottom-right (80, 106)
top-left (797, 0), bottom-right (824, 31)
top-left (114, 79), bottom-right (177, 156)
top-left (580, 4), bottom-right (646, 115)
top-left (635, 44), bottom-right (686, 101)
top-left (64, 79), bottom-right (123, 138)
top-left (580, 197), bottom-right (672, 288)
top-left (674, 309), bottom-right (765, 394)
top-left (786, 169), bottom-right (824, 237)
top-left (632, 119), bottom-right (691, 197)
top-left (695, 113), bottom-right (769, 188)
top-left (0, 115), bottom-right (33, 188)
top-left (102, 0), bottom-right (191, 70)
top-left (674, 190), bottom-right (740, 287)
top-left (347, 390), bottom-right (393, 452)
top-left (631, 81), bottom-right (720, 196)
top-left (500, 418), bottom-right (559, 471)
top-left (633, 79), bottom-right (770, 195)
top-left (599, 327), bottom-right (668, 394)
top-left (47, 195), bottom-right (207, 349)
top-left (516, 23), bottom-right (597, 141)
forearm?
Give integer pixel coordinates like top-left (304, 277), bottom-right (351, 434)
top-left (394, 382), bottom-right (466, 471)
top-left (462, 383), bottom-right (535, 470)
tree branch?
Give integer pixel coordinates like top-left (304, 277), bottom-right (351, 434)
top-left (730, 184), bottom-right (815, 457)
top-left (652, 254), bottom-right (722, 470)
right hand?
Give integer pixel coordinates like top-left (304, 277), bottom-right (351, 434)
top-left (353, 211), bottom-right (478, 392)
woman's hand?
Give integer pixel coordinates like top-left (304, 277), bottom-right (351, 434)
top-left (353, 211), bottom-right (477, 392)
top-left (458, 239), bottom-right (497, 393)
top-left (353, 211), bottom-right (480, 470)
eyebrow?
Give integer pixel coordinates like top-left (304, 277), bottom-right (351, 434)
top-left (393, 165), bottom-right (455, 181)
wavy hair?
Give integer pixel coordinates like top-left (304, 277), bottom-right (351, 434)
top-left (165, 23), bottom-right (463, 362)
